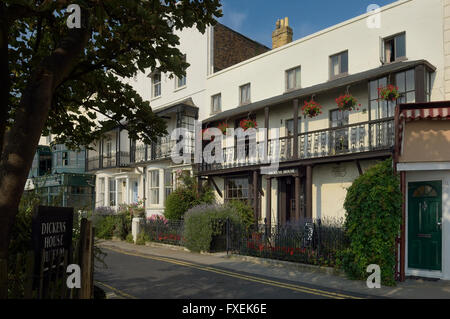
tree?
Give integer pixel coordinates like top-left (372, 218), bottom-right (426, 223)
top-left (0, 0), bottom-right (222, 298)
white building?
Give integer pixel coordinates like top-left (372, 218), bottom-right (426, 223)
top-left (87, 0), bottom-right (450, 280)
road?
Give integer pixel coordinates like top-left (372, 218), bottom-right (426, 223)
top-left (94, 247), bottom-right (373, 299)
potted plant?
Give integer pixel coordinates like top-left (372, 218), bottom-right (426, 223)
top-left (239, 119), bottom-right (258, 131)
top-left (335, 94), bottom-right (361, 111)
top-left (378, 85), bottom-right (400, 102)
top-left (302, 100), bottom-right (322, 118)
top-left (217, 121), bottom-right (229, 135)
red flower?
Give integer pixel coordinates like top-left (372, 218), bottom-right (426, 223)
top-left (239, 119), bottom-right (258, 130)
top-left (302, 100), bottom-right (322, 118)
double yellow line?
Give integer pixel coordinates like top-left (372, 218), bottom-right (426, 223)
top-left (102, 246), bottom-right (363, 300)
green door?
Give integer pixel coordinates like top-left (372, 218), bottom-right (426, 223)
top-left (408, 181), bottom-right (442, 271)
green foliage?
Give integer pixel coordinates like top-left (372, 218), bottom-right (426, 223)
top-left (183, 204), bottom-right (240, 252)
top-left (164, 174), bottom-right (215, 220)
top-left (227, 200), bottom-right (255, 232)
top-left (92, 212), bottom-right (131, 241)
top-left (136, 232), bottom-right (150, 246)
top-left (340, 159), bottom-right (402, 286)
top-left (6, 0), bottom-right (222, 149)
top-left (126, 233), bottom-right (134, 244)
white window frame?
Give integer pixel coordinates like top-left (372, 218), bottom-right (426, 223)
top-left (175, 55), bottom-right (187, 90)
top-left (152, 72), bottom-right (161, 98)
top-left (211, 93), bottom-right (222, 114)
top-left (381, 32), bottom-right (406, 64)
top-left (285, 66), bottom-right (301, 91)
top-left (239, 83), bottom-right (251, 105)
top-left (148, 170), bottom-right (160, 205)
top-left (329, 51), bottom-right (348, 80)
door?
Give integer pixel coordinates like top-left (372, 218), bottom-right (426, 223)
top-left (329, 109), bottom-right (349, 155)
top-left (408, 181), bottom-right (442, 271)
top-left (278, 177), bottom-right (295, 224)
top-left (132, 181), bottom-right (139, 204)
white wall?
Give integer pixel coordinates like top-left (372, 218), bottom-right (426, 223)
top-left (205, 0), bottom-right (445, 116)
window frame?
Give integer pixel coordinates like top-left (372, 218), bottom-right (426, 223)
top-left (164, 169), bottom-right (173, 203)
top-left (152, 72), bottom-right (162, 98)
top-left (382, 32), bottom-right (406, 64)
top-left (225, 176), bottom-right (250, 202)
top-left (285, 66), bottom-right (301, 91)
top-left (329, 50), bottom-right (349, 80)
top-left (239, 83), bottom-right (251, 106)
top-left (148, 170), bottom-right (160, 205)
top-left (175, 55), bottom-right (187, 90)
top-left (211, 93), bottom-right (222, 115)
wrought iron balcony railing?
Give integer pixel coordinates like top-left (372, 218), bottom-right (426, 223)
top-left (198, 117), bottom-right (394, 172)
top-left (86, 151), bottom-right (130, 171)
top-left (131, 135), bottom-right (194, 164)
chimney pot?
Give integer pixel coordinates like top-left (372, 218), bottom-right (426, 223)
top-left (272, 16), bottom-right (293, 49)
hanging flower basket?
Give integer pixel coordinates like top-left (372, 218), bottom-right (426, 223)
top-left (217, 121), bottom-right (229, 135)
top-left (202, 128), bottom-right (215, 141)
top-left (378, 85), bottom-right (400, 102)
top-left (335, 94), bottom-right (361, 111)
top-left (302, 100), bottom-right (322, 118)
top-left (239, 119), bottom-right (258, 131)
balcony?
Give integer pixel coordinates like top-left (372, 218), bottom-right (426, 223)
top-left (86, 151), bottom-right (130, 171)
top-left (198, 118), bottom-right (394, 172)
top-left (131, 135), bottom-right (193, 164)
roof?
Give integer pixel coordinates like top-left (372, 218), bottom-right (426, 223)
top-left (152, 97), bottom-right (198, 116)
top-left (204, 60), bottom-right (436, 124)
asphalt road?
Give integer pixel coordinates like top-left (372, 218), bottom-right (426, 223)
top-left (94, 247), bottom-right (373, 299)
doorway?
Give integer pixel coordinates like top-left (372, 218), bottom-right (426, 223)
top-left (408, 181), bottom-right (442, 271)
top-left (278, 177), bottom-right (295, 225)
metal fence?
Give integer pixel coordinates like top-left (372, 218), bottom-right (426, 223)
top-left (226, 218), bottom-right (348, 267)
top-left (142, 219), bottom-right (185, 246)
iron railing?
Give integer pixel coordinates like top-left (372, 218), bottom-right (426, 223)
top-left (142, 219), bottom-right (185, 246)
top-left (226, 218), bottom-right (348, 267)
top-left (199, 117), bottom-right (394, 172)
top-left (86, 151), bottom-right (130, 171)
top-left (131, 135), bottom-right (194, 164)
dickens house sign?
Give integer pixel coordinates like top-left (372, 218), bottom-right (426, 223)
top-left (32, 206), bottom-right (74, 278)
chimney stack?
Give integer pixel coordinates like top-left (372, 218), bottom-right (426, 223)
top-left (272, 17), bottom-right (293, 49)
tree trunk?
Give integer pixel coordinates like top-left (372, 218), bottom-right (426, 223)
top-left (0, 24), bottom-right (90, 298)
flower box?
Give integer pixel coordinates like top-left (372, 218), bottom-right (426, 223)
top-left (217, 121), bottom-right (229, 135)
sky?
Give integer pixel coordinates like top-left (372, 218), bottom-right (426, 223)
top-left (218, 0), bottom-right (398, 48)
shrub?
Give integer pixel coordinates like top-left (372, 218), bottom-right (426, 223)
top-left (125, 233), bottom-right (134, 243)
top-left (93, 211), bottom-right (131, 240)
top-left (136, 232), bottom-right (149, 245)
top-left (164, 173), bottom-right (215, 220)
top-left (340, 159), bottom-right (402, 286)
top-left (183, 204), bottom-right (240, 252)
top-left (227, 200), bottom-right (254, 232)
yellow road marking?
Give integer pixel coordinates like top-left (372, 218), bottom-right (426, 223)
top-left (95, 280), bottom-right (137, 299)
top-left (103, 246), bottom-right (363, 300)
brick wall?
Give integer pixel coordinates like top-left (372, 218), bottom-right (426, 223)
top-left (213, 23), bottom-right (270, 73)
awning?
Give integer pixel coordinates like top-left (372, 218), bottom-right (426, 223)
top-left (400, 107), bottom-right (450, 121)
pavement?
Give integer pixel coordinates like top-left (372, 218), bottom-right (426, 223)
top-left (95, 240), bottom-right (450, 299)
